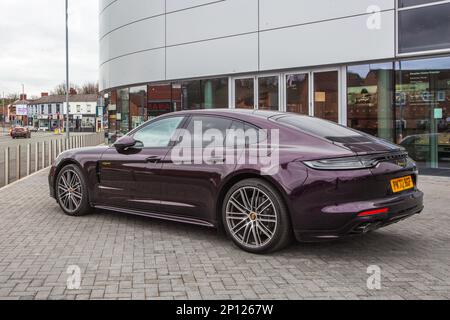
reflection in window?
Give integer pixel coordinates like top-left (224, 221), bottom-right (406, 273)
top-left (148, 83), bottom-right (180, 119)
top-left (258, 76), bottom-right (279, 111)
top-left (314, 71), bottom-right (339, 123)
top-left (396, 56), bottom-right (450, 170)
top-left (398, 2), bottom-right (450, 54)
top-left (181, 78), bottom-right (229, 110)
top-left (117, 88), bottom-right (130, 134)
top-left (286, 74), bottom-right (309, 115)
top-left (235, 78), bottom-right (254, 109)
top-left (398, 0), bottom-right (441, 8)
top-left (347, 63), bottom-right (394, 141)
top-left (130, 86), bottom-right (147, 129)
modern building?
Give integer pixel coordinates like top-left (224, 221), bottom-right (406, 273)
top-left (28, 93), bottom-right (100, 132)
top-left (99, 0), bottom-right (450, 174)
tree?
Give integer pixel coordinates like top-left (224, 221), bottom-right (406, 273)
top-left (51, 82), bottom-right (80, 95)
top-left (80, 82), bottom-right (99, 95)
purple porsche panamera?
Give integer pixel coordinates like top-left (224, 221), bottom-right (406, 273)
top-left (49, 110), bottom-right (424, 253)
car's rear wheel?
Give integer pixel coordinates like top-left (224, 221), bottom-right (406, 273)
top-left (56, 164), bottom-right (92, 216)
top-left (222, 179), bottom-right (292, 254)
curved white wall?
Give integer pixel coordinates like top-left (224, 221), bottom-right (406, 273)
top-left (99, 0), bottom-right (396, 91)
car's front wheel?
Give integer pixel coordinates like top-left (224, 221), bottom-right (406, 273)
top-left (56, 164), bottom-right (92, 216)
top-left (222, 179), bottom-right (292, 254)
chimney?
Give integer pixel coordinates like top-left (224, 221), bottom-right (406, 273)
top-left (19, 94), bottom-right (27, 101)
top-left (41, 92), bottom-right (49, 97)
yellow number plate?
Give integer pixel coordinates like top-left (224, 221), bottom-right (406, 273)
top-left (391, 176), bottom-right (414, 193)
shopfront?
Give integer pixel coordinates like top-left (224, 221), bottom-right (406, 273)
top-left (104, 55), bottom-right (449, 174)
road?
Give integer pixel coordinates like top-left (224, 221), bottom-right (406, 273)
top-left (0, 132), bottom-right (96, 187)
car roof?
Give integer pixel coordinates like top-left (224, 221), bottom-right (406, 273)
top-left (165, 109), bottom-right (295, 122)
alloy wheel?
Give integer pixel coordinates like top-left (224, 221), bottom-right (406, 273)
top-left (57, 169), bottom-right (83, 213)
top-left (225, 186), bottom-right (278, 249)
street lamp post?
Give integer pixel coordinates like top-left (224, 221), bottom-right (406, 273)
top-left (65, 0), bottom-right (70, 138)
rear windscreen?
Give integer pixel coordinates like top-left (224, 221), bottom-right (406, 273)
top-left (275, 115), bottom-right (365, 140)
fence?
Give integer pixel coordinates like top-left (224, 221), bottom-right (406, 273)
top-left (0, 132), bottom-right (105, 188)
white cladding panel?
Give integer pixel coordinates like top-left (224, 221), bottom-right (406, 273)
top-left (100, 16), bottom-right (165, 64)
top-left (166, 33), bottom-right (258, 80)
top-left (99, 0), bottom-right (397, 91)
top-left (260, 11), bottom-right (395, 71)
top-left (166, 0), bottom-right (222, 12)
top-left (99, 0), bottom-right (165, 38)
top-left (259, 0), bottom-right (395, 30)
top-left (166, 0), bottom-right (258, 46)
top-left (100, 49), bottom-right (165, 90)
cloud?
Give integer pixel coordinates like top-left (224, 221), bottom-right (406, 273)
top-left (0, 0), bottom-right (98, 98)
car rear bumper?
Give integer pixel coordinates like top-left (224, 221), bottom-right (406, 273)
top-left (294, 190), bottom-right (424, 242)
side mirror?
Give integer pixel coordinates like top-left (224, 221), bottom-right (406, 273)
top-left (114, 136), bottom-right (143, 152)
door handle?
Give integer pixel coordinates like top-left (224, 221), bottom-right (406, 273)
top-left (206, 156), bottom-right (226, 164)
top-left (146, 156), bottom-right (162, 163)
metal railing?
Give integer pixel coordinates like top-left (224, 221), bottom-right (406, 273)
top-left (1, 132), bottom-right (105, 188)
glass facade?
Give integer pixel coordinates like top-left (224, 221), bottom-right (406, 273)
top-left (313, 71), bottom-right (339, 123)
top-left (348, 56), bottom-right (450, 171)
top-left (104, 56), bottom-right (450, 174)
top-left (396, 56), bottom-right (450, 170)
top-left (347, 63), bottom-right (395, 141)
top-left (258, 76), bottom-right (279, 111)
top-left (235, 78), bottom-right (254, 109)
top-left (286, 74), bottom-right (309, 115)
top-left (148, 83), bottom-right (181, 119)
top-left (181, 78), bottom-right (228, 110)
top-left (398, 2), bottom-right (450, 54)
top-left (129, 86), bottom-right (147, 129)
top-left (117, 88), bottom-right (130, 134)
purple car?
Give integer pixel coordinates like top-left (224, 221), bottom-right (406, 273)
top-left (49, 110), bottom-right (423, 253)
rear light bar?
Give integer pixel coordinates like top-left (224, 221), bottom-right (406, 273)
top-left (358, 208), bottom-right (389, 217)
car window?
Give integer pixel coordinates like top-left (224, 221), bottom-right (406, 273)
top-left (133, 116), bottom-right (184, 148)
top-left (276, 115), bottom-right (364, 140)
top-left (226, 121), bottom-right (261, 148)
top-left (184, 116), bottom-right (233, 148)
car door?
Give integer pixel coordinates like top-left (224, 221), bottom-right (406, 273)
top-left (97, 116), bottom-right (186, 212)
top-left (158, 115), bottom-right (241, 223)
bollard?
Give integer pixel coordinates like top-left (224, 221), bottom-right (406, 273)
top-left (4, 147), bottom-right (9, 185)
top-left (16, 145), bottom-right (21, 181)
top-left (35, 142), bottom-right (39, 172)
top-left (26, 144), bottom-right (31, 176)
top-left (41, 142), bottom-right (45, 170)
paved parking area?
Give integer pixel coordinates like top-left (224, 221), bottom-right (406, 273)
top-left (0, 169), bottom-right (449, 300)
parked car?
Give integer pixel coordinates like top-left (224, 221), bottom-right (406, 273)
top-left (25, 126), bottom-right (38, 133)
top-left (11, 126), bottom-right (31, 139)
top-left (38, 126), bottom-right (49, 132)
top-left (49, 110), bottom-right (424, 253)
top-left (400, 133), bottom-right (450, 161)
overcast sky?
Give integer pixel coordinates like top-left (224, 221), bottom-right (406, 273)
top-left (0, 0), bottom-right (98, 98)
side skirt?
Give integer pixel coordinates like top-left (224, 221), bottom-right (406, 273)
top-left (94, 205), bottom-right (216, 228)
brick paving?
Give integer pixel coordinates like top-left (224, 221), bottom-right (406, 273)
top-left (0, 169), bottom-right (449, 300)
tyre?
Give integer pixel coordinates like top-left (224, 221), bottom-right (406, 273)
top-left (55, 164), bottom-right (92, 216)
top-left (222, 179), bottom-right (292, 254)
